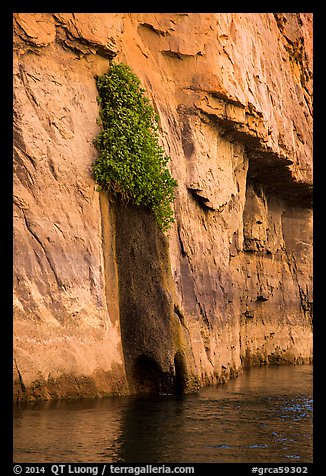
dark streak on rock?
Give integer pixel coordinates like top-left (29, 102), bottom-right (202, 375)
top-left (177, 224), bottom-right (187, 257)
top-left (14, 359), bottom-right (26, 394)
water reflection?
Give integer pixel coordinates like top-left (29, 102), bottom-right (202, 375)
top-left (14, 365), bottom-right (313, 463)
top-left (14, 398), bottom-right (125, 461)
top-left (103, 395), bottom-right (188, 462)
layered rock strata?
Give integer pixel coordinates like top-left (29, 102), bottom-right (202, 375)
top-left (13, 13), bottom-right (313, 400)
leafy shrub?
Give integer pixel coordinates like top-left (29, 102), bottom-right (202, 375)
top-left (93, 62), bottom-right (177, 233)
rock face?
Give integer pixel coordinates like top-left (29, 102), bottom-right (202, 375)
top-left (13, 13), bottom-right (313, 400)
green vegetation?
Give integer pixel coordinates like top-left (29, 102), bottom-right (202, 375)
top-left (93, 62), bottom-right (177, 233)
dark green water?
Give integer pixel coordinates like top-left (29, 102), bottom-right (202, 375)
top-left (13, 365), bottom-right (313, 463)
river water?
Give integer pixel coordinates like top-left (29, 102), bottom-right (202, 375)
top-left (13, 365), bottom-right (313, 463)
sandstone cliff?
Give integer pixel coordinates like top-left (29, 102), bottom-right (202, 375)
top-left (13, 13), bottom-right (313, 401)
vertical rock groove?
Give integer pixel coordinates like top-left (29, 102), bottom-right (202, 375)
top-left (99, 192), bottom-right (121, 328)
top-left (113, 201), bottom-right (176, 394)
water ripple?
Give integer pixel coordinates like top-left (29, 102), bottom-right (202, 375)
top-left (13, 365), bottom-right (313, 463)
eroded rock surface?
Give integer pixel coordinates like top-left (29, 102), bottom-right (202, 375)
top-left (13, 13), bottom-right (313, 400)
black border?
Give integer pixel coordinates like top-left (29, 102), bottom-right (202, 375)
top-left (2, 4), bottom-right (14, 476)
top-left (3, 1), bottom-right (319, 13)
top-left (3, 2), bottom-right (321, 474)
